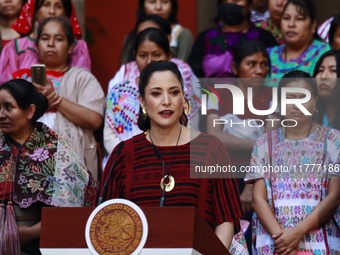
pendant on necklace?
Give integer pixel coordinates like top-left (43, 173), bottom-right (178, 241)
top-left (160, 175), bottom-right (175, 192)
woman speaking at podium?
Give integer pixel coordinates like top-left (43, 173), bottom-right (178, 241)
top-left (99, 61), bottom-right (243, 250)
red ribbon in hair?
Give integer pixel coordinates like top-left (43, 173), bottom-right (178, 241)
top-left (11, 0), bottom-right (82, 39)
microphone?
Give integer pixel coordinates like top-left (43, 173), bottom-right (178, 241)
top-left (97, 142), bottom-right (124, 206)
top-left (159, 159), bottom-right (166, 207)
top-left (152, 146), bottom-right (166, 207)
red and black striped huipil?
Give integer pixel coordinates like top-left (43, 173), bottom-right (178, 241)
top-left (100, 133), bottom-right (243, 229)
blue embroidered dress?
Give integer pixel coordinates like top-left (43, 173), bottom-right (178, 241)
top-left (267, 40), bottom-right (330, 87)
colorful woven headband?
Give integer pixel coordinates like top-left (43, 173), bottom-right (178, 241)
top-left (11, 0), bottom-right (82, 39)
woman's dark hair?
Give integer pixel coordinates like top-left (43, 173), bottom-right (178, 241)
top-left (313, 49), bottom-right (340, 78)
top-left (313, 50), bottom-right (340, 129)
top-left (282, 0), bottom-right (321, 41)
top-left (135, 14), bottom-right (172, 36)
top-left (329, 14), bottom-right (340, 48)
top-left (233, 40), bottom-right (271, 74)
top-left (138, 61), bottom-right (188, 131)
top-left (0, 79), bottom-right (48, 124)
top-left (137, 0), bottom-right (178, 24)
top-left (124, 15), bottom-right (171, 63)
top-left (218, 0), bottom-right (252, 6)
top-left (35, 0), bottom-right (72, 18)
top-left (134, 27), bottom-right (171, 57)
top-left (278, 70), bottom-right (317, 100)
top-left (36, 16), bottom-right (75, 47)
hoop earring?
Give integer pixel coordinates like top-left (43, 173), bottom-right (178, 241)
top-left (142, 108), bottom-right (147, 120)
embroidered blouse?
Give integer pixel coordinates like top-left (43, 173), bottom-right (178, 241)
top-left (0, 122), bottom-right (97, 208)
top-left (245, 126), bottom-right (340, 254)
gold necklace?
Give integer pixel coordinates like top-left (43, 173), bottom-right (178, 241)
top-left (149, 125), bottom-right (182, 192)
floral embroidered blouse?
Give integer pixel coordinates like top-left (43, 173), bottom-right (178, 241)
top-left (0, 122), bottom-right (97, 208)
top-left (255, 18), bottom-right (284, 45)
top-left (245, 126), bottom-right (340, 254)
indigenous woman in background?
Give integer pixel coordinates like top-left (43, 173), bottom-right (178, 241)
top-left (207, 40), bottom-right (274, 204)
top-left (109, 14), bottom-right (174, 91)
top-left (267, 0), bottom-right (330, 86)
top-left (206, 40), bottom-right (274, 252)
top-left (0, 0), bottom-right (91, 84)
top-left (118, 14), bottom-right (173, 66)
top-left (328, 14), bottom-right (340, 50)
top-left (246, 70), bottom-right (340, 254)
top-left (121, 0), bottom-right (194, 63)
top-left (11, 17), bottom-right (105, 180)
top-left (0, 79), bottom-right (97, 255)
top-left (317, 13), bottom-right (340, 47)
top-left (104, 27), bottom-right (200, 158)
top-left (0, 0), bottom-right (26, 47)
top-left (250, 0), bottom-right (270, 23)
top-left (188, 0), bottom-right (277, 78)
top-left (313, 50), bottom-right (340, 130)
top-left (100, 61), bottom-right (243, 251)
top-left (255, 0), bottom-right (288, 44)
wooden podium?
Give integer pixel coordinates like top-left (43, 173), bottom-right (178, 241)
top-left (40, 206), bottom-right (230, 255)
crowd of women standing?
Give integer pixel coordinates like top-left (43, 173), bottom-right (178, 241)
top-left (0, 0), bottom-right (340, 254)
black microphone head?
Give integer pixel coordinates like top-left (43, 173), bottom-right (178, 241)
top-left (159, 197), bottom-right (165, 207)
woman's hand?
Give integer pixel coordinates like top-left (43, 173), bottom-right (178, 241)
top-left (252, 179), bottom-right (283, 236)
top-left (240, 183), bottom-right (253, 212)
top-left (215, 222), bottom-right (234, 249)
top-left (33, 79), bottom-right (62, 110)
top-left (18, 222), bottom-right (41, 245)
top-left (273, 228), bottom-right (303, 255)
top-left (18, 225), bottom-right (33, 245)
top-left (34, 78), bottom-right (102, 130)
